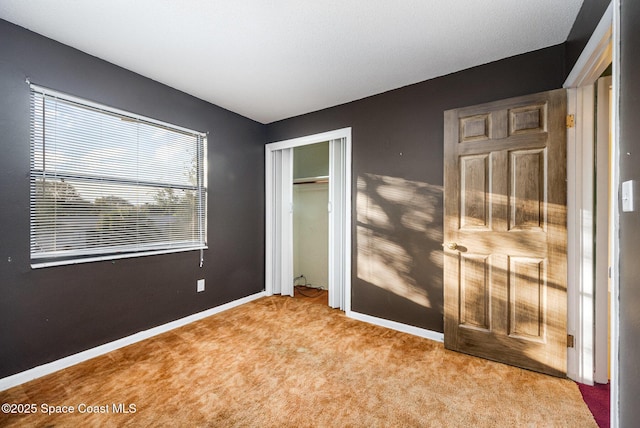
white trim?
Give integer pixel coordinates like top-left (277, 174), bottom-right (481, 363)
top-left (0, 291), bottom-right (266, 392)
top-left (564, 2), bottom-right (613, 88)
top-left (347, 311), bottom-right (444, 343)
top-left (31, 245), bottom-right (208, 269)
top-left (564, 1), bottom-right (618, 425)
top-left (29, 83), bottom-right (206, 137)
top-left (611, 1), bottom-right (620, 425)
top-left (564, 0), bottom-right (614, 386)
top-left (566, 85), bottom-right (596, 385)
top-left (267, 128), bottom-right (352, 151)
top-left (265, 128), bottom-right (352, 312)
top-left (566, 87), bottom-right (578, 380)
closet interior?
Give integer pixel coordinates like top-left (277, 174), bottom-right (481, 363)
top-left (292, 141), bottom-right (329, 304)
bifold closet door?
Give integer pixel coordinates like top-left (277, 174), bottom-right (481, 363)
top-left (329, 138), bottom-right (347, 309)
top-left (266, 148), bottom-right (294, 297)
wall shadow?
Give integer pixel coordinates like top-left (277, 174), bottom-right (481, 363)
top-left (353, 173), bottom-right (444, 331)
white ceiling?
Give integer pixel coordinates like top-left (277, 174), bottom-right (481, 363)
top-left (0, 0), bottom-right (584, 124)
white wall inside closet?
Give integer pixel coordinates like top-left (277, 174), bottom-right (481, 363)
top-left (293, 142), bottom-right (329, 289)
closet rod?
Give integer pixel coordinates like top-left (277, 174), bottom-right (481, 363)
top-left (294, 179), bottom-right (329, 185)
top-left (293, 175), bottom-right (329, 185)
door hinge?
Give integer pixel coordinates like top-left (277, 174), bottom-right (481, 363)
top-left (567, 334), bottom-right (575, 348)
top-left (566, 114), bottom-right (575, 128)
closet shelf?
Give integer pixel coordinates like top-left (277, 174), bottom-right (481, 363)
top-left (293, 175), bottom-right (329, 185)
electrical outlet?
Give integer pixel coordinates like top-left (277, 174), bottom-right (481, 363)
top-left (197, 279), bottom-right (205, 292)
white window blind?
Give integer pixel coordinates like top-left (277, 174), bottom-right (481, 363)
top-left (29, 85), bottom-right (207, 268)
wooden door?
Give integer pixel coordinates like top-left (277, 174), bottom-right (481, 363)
top-left (443, 89), bottom-right (567, 377)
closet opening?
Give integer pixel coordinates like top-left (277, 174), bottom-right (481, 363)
top-left (265, 127), bottom-right (352, 311)
top-left (293, 142), bottom-right (330, 306)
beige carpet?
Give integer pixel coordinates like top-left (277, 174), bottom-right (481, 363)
top-left (0, 296), bottom-right (596, 427)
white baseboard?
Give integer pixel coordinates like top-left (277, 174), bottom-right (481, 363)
top-left (0, 291), bottom-right (266, 392)
top-left (346, 310), bottom-right (444, 343)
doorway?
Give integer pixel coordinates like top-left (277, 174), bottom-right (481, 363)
top-left (265, 128), bottom-right (352, 311)
top-left (564, 1), bottom-right (614, 388)
top-left (293, 142), bottom-right (330, 305)
top-left (563, 1), bottom-right (617, 424)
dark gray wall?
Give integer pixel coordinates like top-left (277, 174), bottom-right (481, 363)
top-left (267, 46), bottom-right (566, 331)
top-left (618, 0), bottom-right (640, 424)
top-left (0, 20), bottom-right (265, 378)
top-left (565, 0), bottom-right (611, 76)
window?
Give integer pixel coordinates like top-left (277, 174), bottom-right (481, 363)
top-left (29, 84), bottom-right (207, 268)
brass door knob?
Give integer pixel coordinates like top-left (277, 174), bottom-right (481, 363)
top-left (443, 242), bottom-right (458, 250)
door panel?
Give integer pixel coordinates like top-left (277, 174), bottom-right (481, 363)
top-left (509, 149), bottom-right (545, 231)
top-left (460, 155), bottom-right (490, 230)
top-left (508, 256), bottom-right (546, 341)
top-left (444, 89), bottom-right (567, 377)
top-left (459, 254), bottom-right (491, 330)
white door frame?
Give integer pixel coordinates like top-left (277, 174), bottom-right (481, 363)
top-left (566, 82), bottom-right (596, 383)
top-left (265, 128), bottom-right (352, 311)
top-left (564, 0), bottom-right (618, 425)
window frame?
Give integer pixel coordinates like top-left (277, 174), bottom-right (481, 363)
top-left (29, 84), bottom-right (208, 268)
